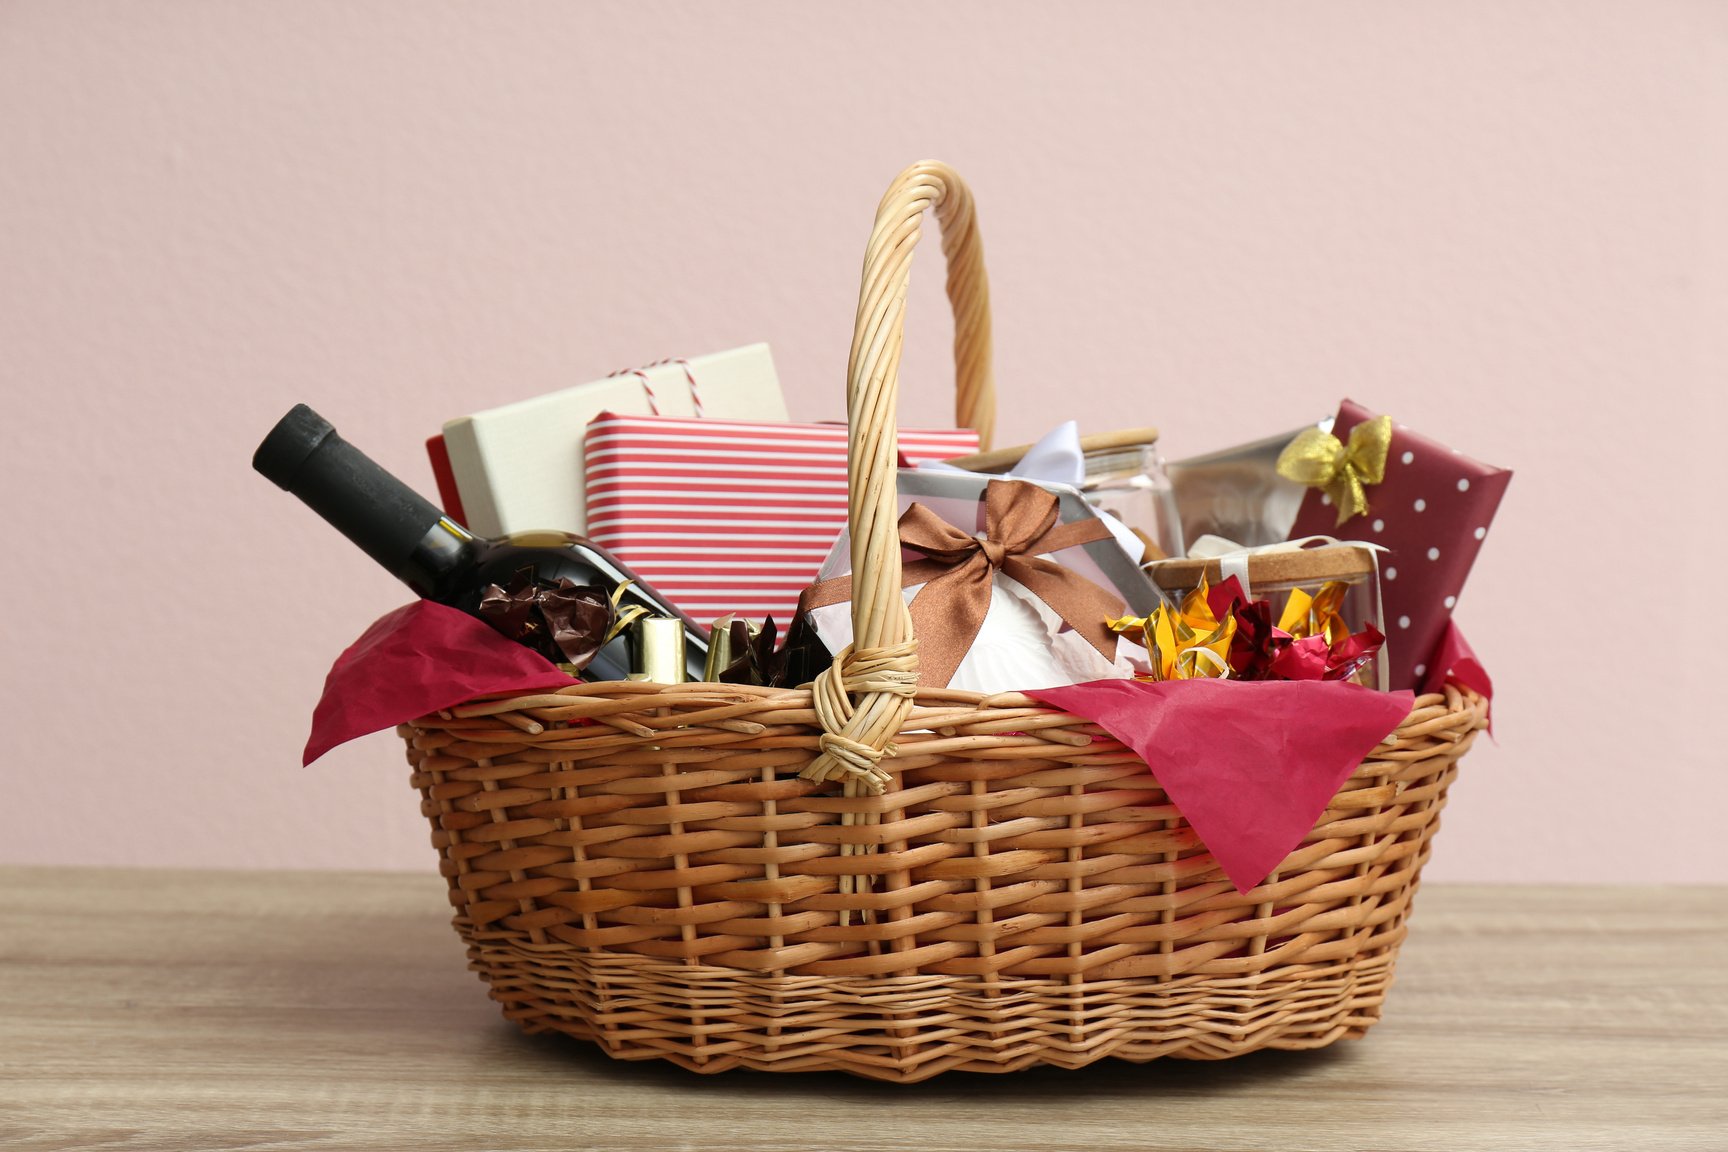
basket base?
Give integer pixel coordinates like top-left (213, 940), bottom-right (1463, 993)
top-left (407, 687), bottom-right (1484, 1082)
top-left (468, 943), bottom-right (1400, 1082)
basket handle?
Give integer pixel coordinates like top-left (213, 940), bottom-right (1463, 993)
top-left (801, 160), bottom-right (995, 794)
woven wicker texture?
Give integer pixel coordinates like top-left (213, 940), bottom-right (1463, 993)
top-left (399, 161), bottom-right (1488, 1081)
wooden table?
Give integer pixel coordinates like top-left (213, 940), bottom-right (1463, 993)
top-left (1, 868), bottom-right (1723, 1151)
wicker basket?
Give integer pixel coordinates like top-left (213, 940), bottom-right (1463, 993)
top-left (400, 160), bottom-right (1488, 1082)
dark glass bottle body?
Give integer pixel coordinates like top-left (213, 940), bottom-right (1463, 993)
top-left (254, 404), bottom-right (708, 681)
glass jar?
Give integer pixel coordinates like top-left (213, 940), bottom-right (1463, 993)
top-left (1146, 544), bottom-right (1387, 690)
top-left (1080, 439), bottom-right (1185, 561)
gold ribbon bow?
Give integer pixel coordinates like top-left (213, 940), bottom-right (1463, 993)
top-left (1276, 414), bottom-right (1394, 527)
top-left (802, 479), bottom-right (1126, 688)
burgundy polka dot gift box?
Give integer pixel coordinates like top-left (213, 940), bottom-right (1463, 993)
top-left (1286, 399), bottom-right (1511, 691)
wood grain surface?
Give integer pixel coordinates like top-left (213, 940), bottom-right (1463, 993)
top-left (1, 867), bottom-right (1723, 1151)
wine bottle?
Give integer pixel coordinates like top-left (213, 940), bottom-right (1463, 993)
top-left (253, 404), bottom-right (709, 681)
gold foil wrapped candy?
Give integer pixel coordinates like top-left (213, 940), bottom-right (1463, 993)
top-left (1109, 578), bottom-right (1236, 681)
top-left (1278, 580), bottom-right (1352, 645)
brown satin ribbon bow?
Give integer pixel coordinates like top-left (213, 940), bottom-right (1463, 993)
top-left (803, 479), bottom-right (1128, 688)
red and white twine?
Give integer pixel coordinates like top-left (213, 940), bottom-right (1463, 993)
top-left (607, 357), bottom-right (706, 418)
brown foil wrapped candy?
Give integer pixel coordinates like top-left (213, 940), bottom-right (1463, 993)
top-left (476, 568), bottom-right (616, 670)
top-left (703, 614), bottom-right (784, 685)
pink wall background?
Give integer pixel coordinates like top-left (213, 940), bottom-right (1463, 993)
top-left (3, 1), bottom-right (1724, 883)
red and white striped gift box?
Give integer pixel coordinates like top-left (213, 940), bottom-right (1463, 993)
top-left (584, 414), bottom-right (980, 627)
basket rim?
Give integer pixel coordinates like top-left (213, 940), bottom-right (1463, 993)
top-left (416, 680), bottom-right (1488, 750)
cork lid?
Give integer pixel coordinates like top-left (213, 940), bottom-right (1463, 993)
top-left (1147, 544), bottom-right (1377, 593)
top-left (943, 426), bottom-right (1160, 475)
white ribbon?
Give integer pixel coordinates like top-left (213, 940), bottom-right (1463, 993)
top-left (1004, 420), bottom-right (1087, 487)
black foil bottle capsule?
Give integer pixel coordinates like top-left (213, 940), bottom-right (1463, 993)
top-left (252, 404), bottom-right (709, 682)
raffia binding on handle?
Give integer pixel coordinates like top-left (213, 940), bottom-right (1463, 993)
top-left (800, 160), bottom-right (996, 795)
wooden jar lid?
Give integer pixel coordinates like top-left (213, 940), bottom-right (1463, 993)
top-left (943, 427), bottom-right (1161, 474)
top-left (1147, 544), bottom-right (1377, 592)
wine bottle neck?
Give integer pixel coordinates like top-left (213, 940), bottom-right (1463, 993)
top-left (254, 404), bottom-right (477, 598)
